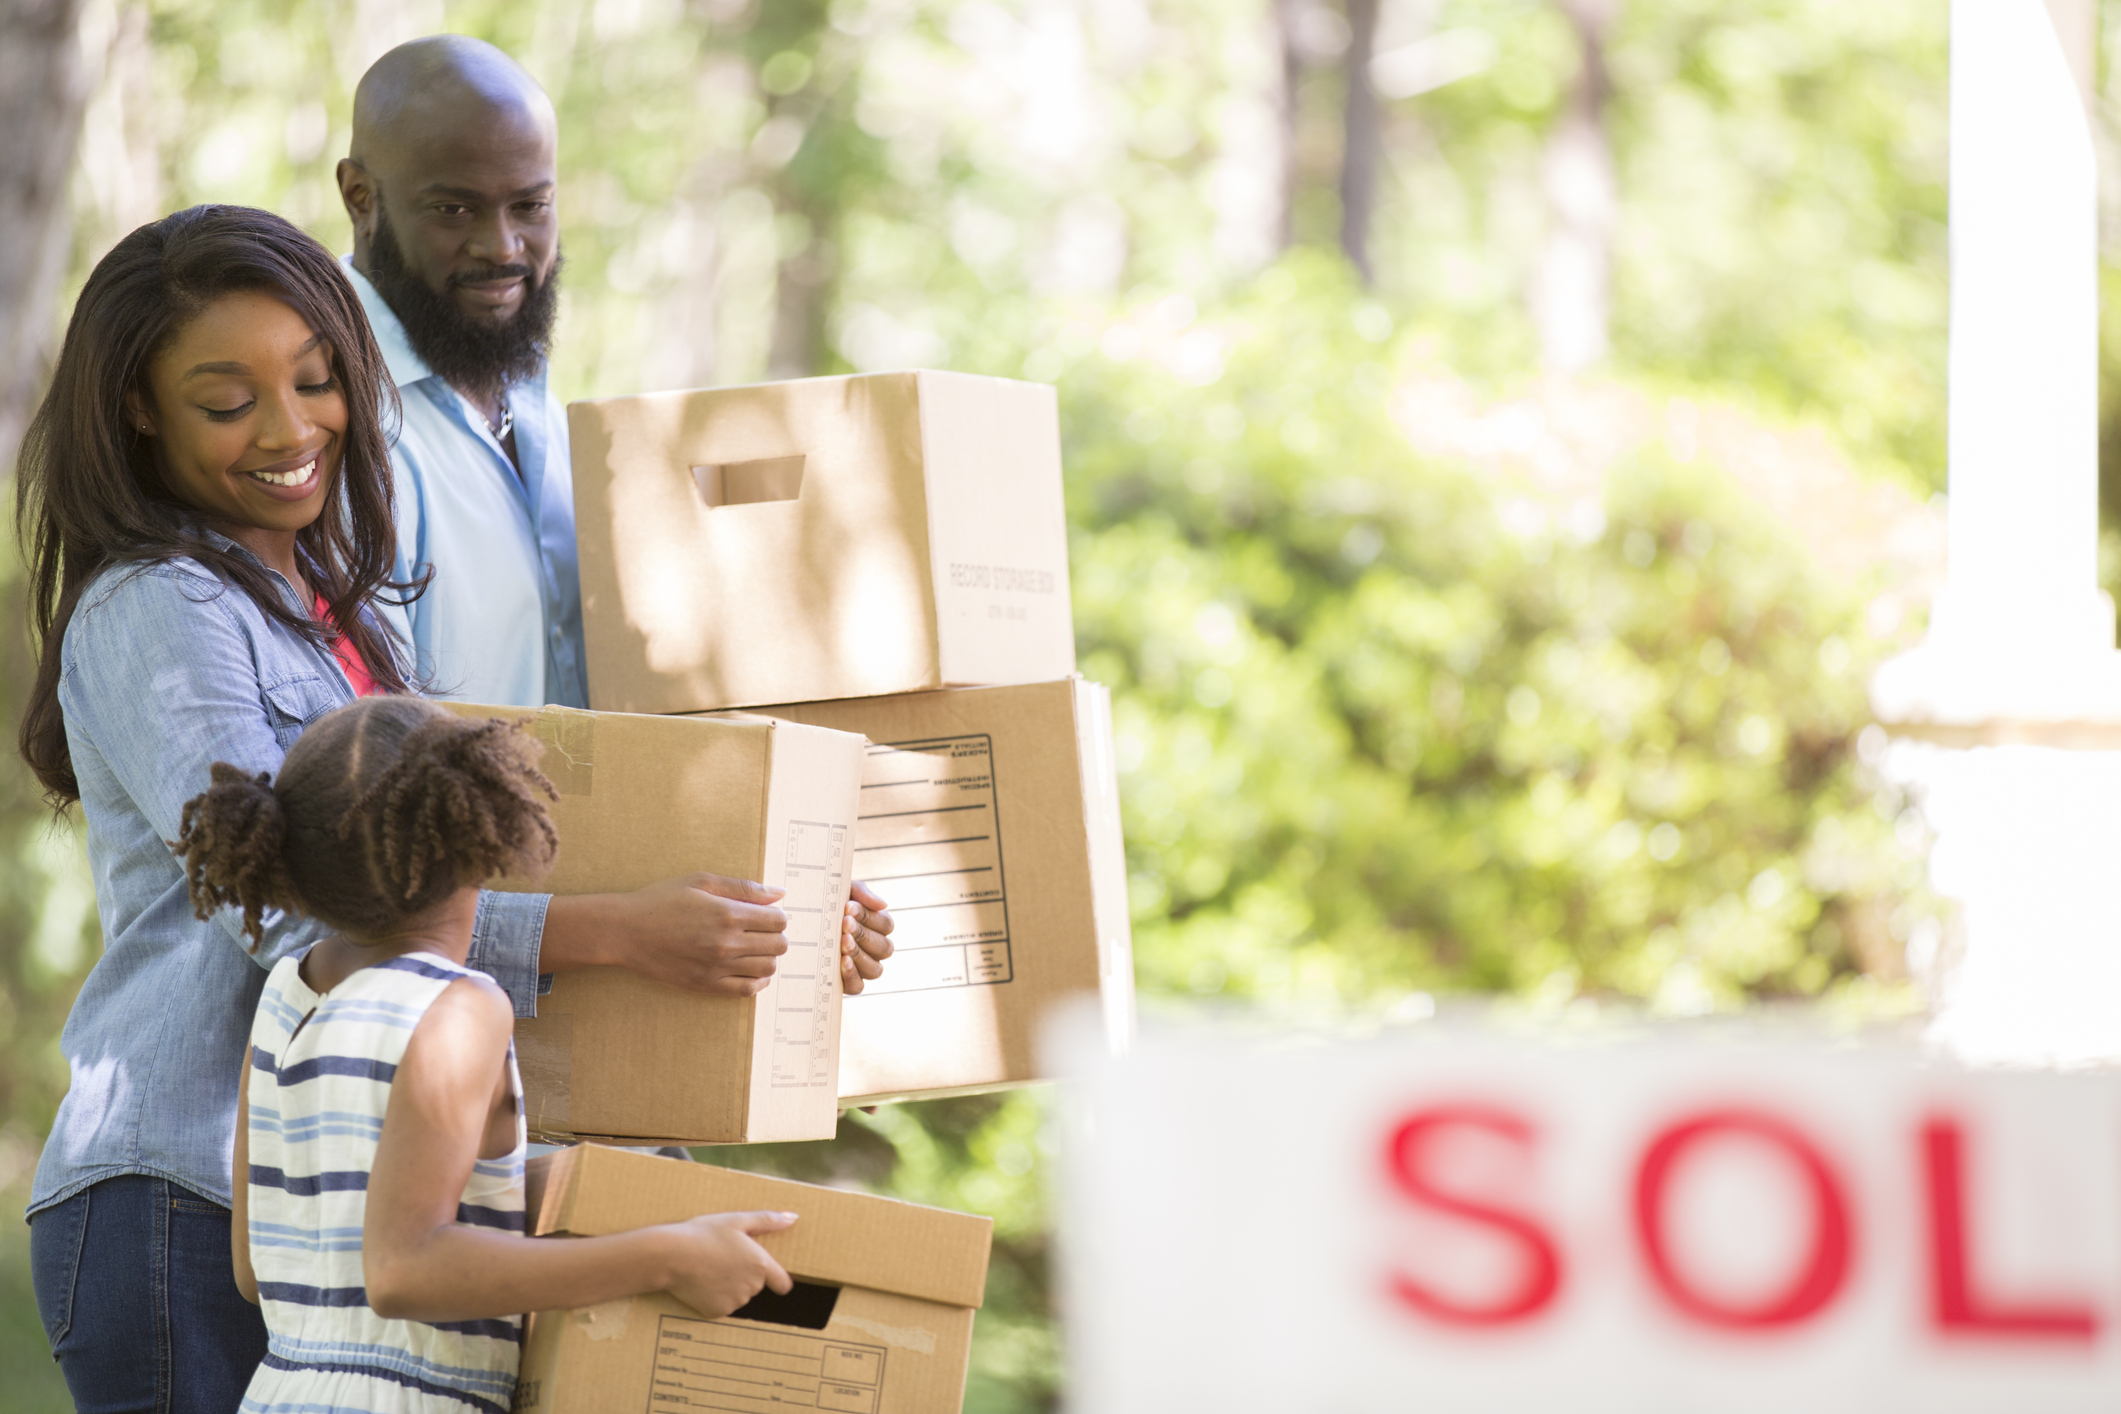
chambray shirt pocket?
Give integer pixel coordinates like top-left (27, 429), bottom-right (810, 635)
top-left (260, 674), bottom-right (341, 752)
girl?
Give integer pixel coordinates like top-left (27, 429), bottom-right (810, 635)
top-left (17, 205), bottom-right (846, 1411)
top-left (175, 697), bottom-right (796, 1411)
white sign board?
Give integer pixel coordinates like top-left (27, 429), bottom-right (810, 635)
top-left (1057, 1025), bottom-right (2121, 1413)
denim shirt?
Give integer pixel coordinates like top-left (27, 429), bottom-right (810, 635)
top-left (29, 540), bottom-right (551, 1217)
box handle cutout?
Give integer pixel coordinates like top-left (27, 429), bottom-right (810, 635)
top-left (693, 455), bottom-right (806, 509)
top-left (728, 1278), bottom-right (842, 1330)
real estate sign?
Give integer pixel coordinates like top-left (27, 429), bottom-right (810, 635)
top-left (1057, 1024), bottom-right (2121, 1413)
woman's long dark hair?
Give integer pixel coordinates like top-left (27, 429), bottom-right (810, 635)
top-left (16, 205), bottom-right (423, 804)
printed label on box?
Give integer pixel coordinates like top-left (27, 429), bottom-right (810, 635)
top-left (772, 820), bottom-right (847, 1088)
top-left (648, 1315), bottom-right (886, 1412)
top-left (852, 735), bottom-right (1012, 995)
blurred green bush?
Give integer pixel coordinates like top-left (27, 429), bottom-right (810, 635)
top-left (1066, 256), bottom-right (1926, 1014)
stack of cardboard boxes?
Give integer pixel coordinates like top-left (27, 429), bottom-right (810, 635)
top-left (459, 370), bottom-right (1134, 1412)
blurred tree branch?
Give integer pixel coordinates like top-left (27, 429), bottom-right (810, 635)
top-left (1339, 0), bottom-right (1381, 282)
top-left (1272, 0), bottom-right (1305, 253)
top-left (1534, 0), bottom-right (1619, 372)
top-left (0, 0), bottom-right (98, 472)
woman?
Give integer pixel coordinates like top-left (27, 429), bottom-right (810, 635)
top-left (13, 204), bottom-right (466, 1411)
top-left (14, 203), bottom-right (599, 1413)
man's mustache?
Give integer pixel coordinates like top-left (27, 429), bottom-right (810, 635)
top-left (447, 263), bottom-right (537, 288)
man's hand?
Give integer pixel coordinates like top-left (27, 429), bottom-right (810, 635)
top-left (839, 881), bottom-right (895, 995)
top-left (543, 874), bottom-right (789, 996)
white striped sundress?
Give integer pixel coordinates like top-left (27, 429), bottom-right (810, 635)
top-left (242, 950), bottom-right (526, 1414)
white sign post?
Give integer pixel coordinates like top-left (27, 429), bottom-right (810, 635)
top-left (1057, 1025), bottom-right (2121, 1412)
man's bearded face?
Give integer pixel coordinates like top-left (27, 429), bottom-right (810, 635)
top-left (367, 199), bottom-right (561, 395)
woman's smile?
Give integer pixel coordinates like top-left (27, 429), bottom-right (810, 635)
top-left (238, 446), bottom-right (330, 501)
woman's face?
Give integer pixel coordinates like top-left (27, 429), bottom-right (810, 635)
top-left (133, 290), bottom-right (347, 539)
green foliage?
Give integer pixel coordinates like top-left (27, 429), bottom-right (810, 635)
top-left (1363, 0), bottom-right (1950, 480)
top-left (1601, 0), bottom-right (1949, 479)
top-left (1060, 256), bottom-right (1921, 1011)
top-left (0, 1206), bottom-right (71, 1411)
top-left (0, 534), bottom-right (96, 1410)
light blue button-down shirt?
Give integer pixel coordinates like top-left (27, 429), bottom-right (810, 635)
top-left (344, 259), bottom-right (588, 710)
top-left (29, 539), bottom-right (551, 1217)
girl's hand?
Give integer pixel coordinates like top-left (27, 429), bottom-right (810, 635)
top-left (367, 978), bottom-right (803, 1324)
top-left (660, 1210), bottom-right (799, 1318)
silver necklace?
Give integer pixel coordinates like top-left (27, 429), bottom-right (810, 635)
top-left (488, 397), bottom-right (513, 442)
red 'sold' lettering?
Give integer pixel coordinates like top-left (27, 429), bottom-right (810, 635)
top-left (1383, 1105), bottom-right (1561, 1326)
top-left (1633, 1109), bottom-right (1852, 1330)
top-left (1921, 1116), bottom-right (2099, 1342)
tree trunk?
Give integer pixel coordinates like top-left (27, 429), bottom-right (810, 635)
top-left (1339, 0), bottom-right (1381, 282)
top-left (766, 207), bottom-right (833, 378)
top-left (0, 0), bottom-right (98, 474)
top-left (0, 0), bottom-right (101, 1161)
top-left (1271, 0), bottom-right (1305, 253)
top-left (1532, 0), bottom-right (1619, 373)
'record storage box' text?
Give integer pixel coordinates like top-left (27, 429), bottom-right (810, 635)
top-left (732, 677), bottom-right (1136, 1105)
top-left (570, 369), bottom-right (1075, 716)
top-left (442, 703), bottom-right (865, 1146)
top-left (514, 1144), bottom-right (992, 1414)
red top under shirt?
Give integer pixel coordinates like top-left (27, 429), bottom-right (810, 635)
top-left (316, 596), bottom-right (377, 697)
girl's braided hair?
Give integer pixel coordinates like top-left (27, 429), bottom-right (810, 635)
top-left (171, 697), bottom-right (558, 946)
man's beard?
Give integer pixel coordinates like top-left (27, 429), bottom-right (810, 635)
top-left (367, 202), bottom-right (561, 395)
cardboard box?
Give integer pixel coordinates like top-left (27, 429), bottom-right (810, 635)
top-left (515, 1144), bottom-right (992, 1414)
top-left (736, 678), bottom-right (1135, 1105)
top-left (442, 703), bottom-right (865, 1145)
top-left (570, 370), bottom-right (1076, 714)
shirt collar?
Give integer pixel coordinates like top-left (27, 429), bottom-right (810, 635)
top-left (193, 524), bottom-right (309, 610)
top-left (341, 255), bottom-right (439, 390)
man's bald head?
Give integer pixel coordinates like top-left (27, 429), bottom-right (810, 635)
top-left (338, 36), bottom-right (562, 400)
top-left (350, 36), bottom-right (555, 172)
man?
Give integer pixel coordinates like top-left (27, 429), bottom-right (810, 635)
top-left (335, 36), bottom-right (893, 999)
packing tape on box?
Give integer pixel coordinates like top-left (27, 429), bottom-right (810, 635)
top-left (517, 1014), bottom-right (573, 1134)
top-left (835, 1313), bottom-right (939, 1355)
top-left (531, 706), bottom-right (597, 796)
top-left (571, 1296), bottom-right (635, 1342)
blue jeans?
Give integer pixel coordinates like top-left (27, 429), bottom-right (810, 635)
top-left (29, 1175), bottom-right (268, 1413)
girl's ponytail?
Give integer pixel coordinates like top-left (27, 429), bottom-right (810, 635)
top-left (171, 699), bottom-right (557, 945)
top-left (171, 764), bottom-right (299, 947)
top-left (343, 714), bottom-right (558, 911)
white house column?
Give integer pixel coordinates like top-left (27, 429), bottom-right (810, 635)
top-left (1871, 0), bottom-right (2121, 1067)
top-left (1927, 0), bottom-right (2103, 660)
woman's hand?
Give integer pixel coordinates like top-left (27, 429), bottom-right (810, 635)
top-left (839, 881), bottom-right (895, 995)
top-left (657, 1211), bottom-right (798, 1318)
